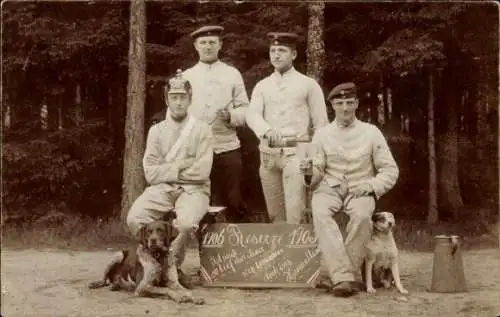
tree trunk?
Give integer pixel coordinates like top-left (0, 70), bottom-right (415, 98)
top-left (438, 70), bottom-right (464, 221)
top-left (4, 102), bottom-right (11, 130)
top-left (57, 101), bottom-right (63, 130)
top-left (121, 0), bottom-right (147, 222)
top-left (40, 101), bottom-right (48, 131)
top-left (427, 71), bottom-right (438, 224)
top-left (369, 89), bottom-right (378, 124)
top-left (475, 83), bottom-right (489, 162)
top-left (306, 1), bottom-right (325, 87)
top-left (383, 86), bottom-right (390, 121)
top-left (75, 83), bottom-right (83, 127)
top-left (107, 86), bottom-right (113, 130)
top-left (377, 91), bottom-right (385, 126)
top-left (498, 94), bottom-right (500, 248)
top-left (113, 82), bottom-right (127, 154)
top-left (385, 84), bottom-right (401, 134)
top-left (474, 72), bottom-right (495, 225)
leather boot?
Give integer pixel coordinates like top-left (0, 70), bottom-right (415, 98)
top-left (177, 268), bottom-right (193, 289)
top-left (331, 281), bottom-right (360, 297)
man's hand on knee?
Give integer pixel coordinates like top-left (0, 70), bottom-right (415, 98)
top-left (179, 158), bottom-right (196, 170)
top-left (350, 183), bottom-right (374, 198)
top-left (172, 219), bottom-right (199, 232)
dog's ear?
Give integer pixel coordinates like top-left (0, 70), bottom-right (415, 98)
top-left (163, 210), bottom-right (177, 222)
top-left (138, 225), bottom-right (148, 246)
top-left (371, 212), bottom-right (384, 223)
top-left (388, 213), bottom-right (396, 226)
top-left (162, 221), bottom-right (178, 245)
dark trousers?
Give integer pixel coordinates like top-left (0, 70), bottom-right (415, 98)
top-left (210, 148), bottom-right (246, 223)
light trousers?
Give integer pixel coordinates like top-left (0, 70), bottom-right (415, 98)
top-left (126, 184), bottom-right (209, 268)
top-left (259, 152), bottom-right (306, 224)
top-left (312, 183), bottom-right (375, 285)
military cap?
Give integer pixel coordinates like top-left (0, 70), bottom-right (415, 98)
top-left (166, 69), bottom-right (191, 94)
top-left (267, 32), bottom-right (299, 48)
top-left (190, 25), bottom-right (224, 39)
top-left (327, 82), bottom-right (358, 101)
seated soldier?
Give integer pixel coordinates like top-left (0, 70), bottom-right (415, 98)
top-left (127, 69), bottom-right (214, 288)
top-left (301, 82), bottom-right (399, 297)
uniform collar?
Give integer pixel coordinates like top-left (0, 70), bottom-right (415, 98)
top-left (273, 65), bottom-right (296, 79)
top-left (165, 109), bottom-right (189, 125)
top-left (333, 117), bottom-right (358, 130)
top-left (197, 59), bottom-right (221, 70)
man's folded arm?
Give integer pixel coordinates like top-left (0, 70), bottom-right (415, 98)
top-left (178, 126), bottom-right (214, 182)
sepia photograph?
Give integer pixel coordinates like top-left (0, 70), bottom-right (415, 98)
top-left (1, 0), bottom-right (499, 316)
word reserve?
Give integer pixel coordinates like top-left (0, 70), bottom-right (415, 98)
top-left (199, 223), bottom-right (320, 288)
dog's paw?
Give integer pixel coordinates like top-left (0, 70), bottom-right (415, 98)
top-left (366, 286), bottom-right (377, 294)
top-left (394, 295), bottom-right (409, 302)
top-left (179, 295), bottom-right (192, 303)
top-left (193, 297), bottom-right (205, 305)
top-left (87, 281), bottom-right (105, 289)
top-left (109, 283), bottom-right (121, 291)
top-left (167, 281), bottom-right (187, 291)
top-left (398, 287), bottom-right (408, 295)
top-left (134, 289), bottom-right (147, 297)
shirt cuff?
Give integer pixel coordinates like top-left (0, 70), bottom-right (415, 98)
top-left (166, 161), bottom-right (181, 182)
top-left (367, 178), bottom-right (383, 199)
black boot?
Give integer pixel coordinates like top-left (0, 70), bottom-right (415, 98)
top-left (331, 281), bottom-right (360, 297)
top-left (177, 268), bottom-right (193, 289)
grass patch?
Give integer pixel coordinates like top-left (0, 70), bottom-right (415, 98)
top-left (1, 216), bottom-right (498, 251)
top-left (1, 216), bottom-right (134, 251)
top-left (392, 218), bottom-right (498, 251)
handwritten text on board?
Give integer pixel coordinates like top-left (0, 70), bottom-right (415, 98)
top-left (199, 223), bottom-right (320, 288)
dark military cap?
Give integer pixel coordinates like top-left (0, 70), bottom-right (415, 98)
top-left (327, 82), bottom-right (358, 101)
top-left (190, 25), bottom-right (224, 39)
top-left (267, 32), bottom-right (299, 48)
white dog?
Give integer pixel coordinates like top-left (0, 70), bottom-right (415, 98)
top-left (362, 211), bottom-right (408, 294)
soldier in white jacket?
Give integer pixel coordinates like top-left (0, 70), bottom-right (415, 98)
top-left (182, 25), bottom-right (250, 223)
top-left (301, 82), bottom-right (399, 297)
top-left (246, 32), bottom-right (329, 224)
top-left (127, 70), bottom-right (213, 288)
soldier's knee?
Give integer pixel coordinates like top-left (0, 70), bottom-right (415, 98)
top-left (126, 217), bottom-right (141, 238)
top-left (174, 218), bottom-right (200, 233)
top-left (126, 199), bottom-right (144, 236)
top-left (126, 212), bottom-right (142, 237)
top-left (311, 195), bottom-right (332, 218)
top-left (348, 211), bottom-right (374, 236)
top-left (350, 213), bottom-right (371, 228)
top-left (312, 192), bottom-right (342, 218)
top-left (349, 198), bottom-right (376, 223)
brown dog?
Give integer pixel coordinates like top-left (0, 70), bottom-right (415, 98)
top-left (362, 211), bottom-right (408, 295)
top-left (88, 212), bottom-right (204, 304)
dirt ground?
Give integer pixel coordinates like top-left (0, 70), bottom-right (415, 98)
top-left (1, 248), bottom-right (499, 317)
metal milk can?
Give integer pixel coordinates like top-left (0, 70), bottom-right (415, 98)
top-left (429, 235), bottom-right (467, 293)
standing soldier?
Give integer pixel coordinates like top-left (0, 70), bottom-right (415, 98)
top-left (182, 25), bottom-right (250, 223)
top-left (246, 32), bottom-right (329, 224)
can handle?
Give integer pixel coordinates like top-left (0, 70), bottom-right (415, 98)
top-left (449, 236), bottom-right (459, 255)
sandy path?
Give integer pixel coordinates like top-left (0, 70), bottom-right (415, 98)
top-left (1, 248), bottom-right (499, 317)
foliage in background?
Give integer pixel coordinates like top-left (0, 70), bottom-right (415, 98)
top-left (2, 120), bottom-right (121, 223)
top-left (1, 1), bottom-right (498, 226)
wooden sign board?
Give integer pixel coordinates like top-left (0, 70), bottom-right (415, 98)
top-left (199, 223), bottom-right (320, 288)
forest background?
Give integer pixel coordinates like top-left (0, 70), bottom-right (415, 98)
top-left (2, 0), bottom-right (498, 249)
